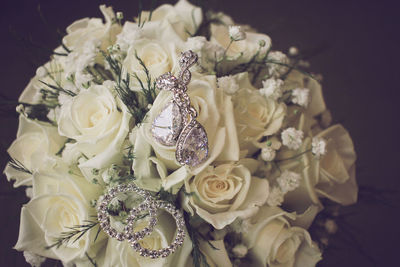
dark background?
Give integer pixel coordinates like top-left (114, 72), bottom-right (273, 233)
top-left (1, 0), bottom-right (399, 266)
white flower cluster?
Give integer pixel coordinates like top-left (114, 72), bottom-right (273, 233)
top-left (281, 127), bottom-right (304, 150)
top-left (292, 87), bottom-right (311, 107)
top-left (5, 1), bottom-right (357, 267)
top-left (260, 78), bottom-right (284, 100)
top-left (277, 170), bottom-right (302, 193)
top-left (228, 25), bottom-right (246, 41)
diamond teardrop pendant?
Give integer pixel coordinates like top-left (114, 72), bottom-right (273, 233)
top-left (152, 50), bottom-right (209, 167)
top-left (176, 119), bottom-right (209, 167)
top-left (151, 101), bottom-right (183, 146)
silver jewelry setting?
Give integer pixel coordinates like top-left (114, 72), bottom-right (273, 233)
top-left (97, 184), bottom-right (186, 258)
top-left (152, 50), bottom-right (209, 167)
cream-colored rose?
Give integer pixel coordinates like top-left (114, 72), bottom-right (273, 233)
top-left (198, 239), bottom-right (233, 267)
top-left (183, 160), bottom-right (269, 229)
top-left (57, 81), bottom-right (131, 181)
top-left (4, 116), bottom-right (65, 187)
top-left (18, 58), bottom-right (73, 106)
top-left (14, 165), bottom-right (105, 263)
top-left (63, 5), bottom-right (121, 52)
top-left (277, 123), bottom-right (357, 211)
top-left (210, 23), bottom-right (271, 67)
top-left (140, 0), bottom-right (203, 40)
top-left (123, 38), bottom-right (181, 91)
top-left (102, 211), bottom-right (192, 267)
top-left (231, 72), bottom-right (286, 156)
top-left (132, 74), bottom-right (240, 192)
top-left (242, 206), bottom-right (322, 267)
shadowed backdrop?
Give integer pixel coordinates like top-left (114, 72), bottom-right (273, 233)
top-left (0, 0), bottom-right (399, 266)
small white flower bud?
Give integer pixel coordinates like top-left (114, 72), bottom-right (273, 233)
top-left (288, 46), bottom-right (299, 56)
top-left (232, 244), bottom-right (248, 258)
top-left (229, 26), bottom-right (246, 41)
top-left (291, 88), bottom-right (310, 107)
top-left (261, 146), bottom-right (276, 161)
top-left (281, 127), bottom-right (304, 150)
top-left (116, 12), bottom-right (124, 20)
top-left (276, 170), bottom-right (302, 193)
top-left (324, 219), bottom-right (338, 234)
top-left (312, 137), bottom-right (327, 158)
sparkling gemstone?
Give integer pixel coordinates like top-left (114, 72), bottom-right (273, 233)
top-left (151, 102), bottom-right (183, 146)
top-left (177, 121), bottom-right (209, 167)
top-left (156, 72), bottom-right (178, 91)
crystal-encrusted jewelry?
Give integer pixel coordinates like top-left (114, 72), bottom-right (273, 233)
top-left (128, 201), bottom-right (185, 258)
top-left (152, 50), bottom-right (209, 167)
top-left (97, 184), bottom-right (157, 241)
top-left (97, 184), bottom-right (186, 258)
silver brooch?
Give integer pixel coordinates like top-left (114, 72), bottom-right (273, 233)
top-left (151, 50), bottom-right (209, 167)
top-left (97, 184), bottom-right (186, 258)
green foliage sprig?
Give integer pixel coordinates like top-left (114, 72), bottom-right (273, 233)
top-left (45, 220), bottom-right (100, 250)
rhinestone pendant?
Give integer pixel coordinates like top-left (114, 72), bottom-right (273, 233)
top-left (176, 119), bottom-right (209, 167)
top-left (152, 50), bottom-right (209, 167)
top-left (151, 101), bottom-right (183, 146)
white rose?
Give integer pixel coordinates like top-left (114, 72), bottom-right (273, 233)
top-left (103, 211), bottom-right (192, 267)
top-left (4, 115), bottom-right (65, 187)
top-left (63, 5), bottom-right (121, 52)
top-left (57, 81), bottom-right (131, 181)
top-left (242, 206), bottom-right (322, 267)
top-left (183, 160), bottom-right (269, 229)
top-left (19, 59), bottom-right (74, 107)
top-left (133, 74), bottom-right (240, 192)
top-left (277, 123), bottom-right (357, 211)
top-left (198, 239), bottom-right (233, 267)
top-left (14, 166), bottom-right (105, 263)
top-left (231, 72), bottom-right (286, 156)
top-left (123, 38), bottom-right (181, 91)
top-left (140, 0), bottom-right (203, 40)
top-left (116, 21), bottom-right (143, 52)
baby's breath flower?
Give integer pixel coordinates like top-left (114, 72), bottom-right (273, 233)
top-left (276, 170), bottom-right (302, 193)
top-left (292, 88), bottom-right (310, 107)
top-left (116, 11), bottom-right (123, 20)
top-left (232, 244), bottom-right (248, 258)
top-left (260, 78), bottom-right (284, 100)
top-left (288, 46), bottom-right (299, 56)
top-left (312, 137), bottom-right (327, 158)
top-left (281, 127), bottom-right (304, 150)
top-left (267, 51), bottom-right (289, 77)
top-left (260, 146), bottom-right (276, 162)
top-left (267, 186), bottom-right (284, 207)
top-left (324, 219), bottom-right (338, 234)
top-left (229, 26), bottom-right (246, 41)
top-left (218, 75), bottom-right (239, 95)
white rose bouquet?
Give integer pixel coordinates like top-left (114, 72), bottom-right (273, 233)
top-left (4, 1), bottom-right (357, 266)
